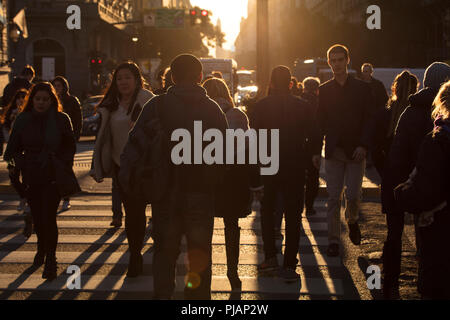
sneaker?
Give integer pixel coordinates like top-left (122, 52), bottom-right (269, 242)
top-left (110, 217), bottom-right (122, 228)
top-left (278, 267), bottom-right (301, 283)
top-left (305, 208), bottom-right (316, 216)
top-left (257, 257), bottom-right (279, 272)
top-left (326, 243), bottom-right (340, 257)
top-left (348, 222), bottom-right (361, 245)
top-left (17, 198), bottom-right (27, 211)
top-left (61, 200), bottom-right (71, 211)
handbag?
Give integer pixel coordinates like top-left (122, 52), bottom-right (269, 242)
top-left (50, 153), bottom-right (81, 198)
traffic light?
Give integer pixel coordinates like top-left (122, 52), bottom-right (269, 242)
top-left (190, 9), bottom-right (197, 26)
top-left (200, 9), bottom-right (209, 26)
top-left (90, 57), bottom-right (102, 74)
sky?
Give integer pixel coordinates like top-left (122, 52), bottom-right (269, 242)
top-left (190, 0), bottom-right (248, 52)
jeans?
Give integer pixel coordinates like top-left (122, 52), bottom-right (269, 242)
top-left (260, 180), bottom-right (304, 268)
top-left (27, 183), bottom-right (61, 256)
top-left (152, 190), bottom-right (214, 300)
top-left (325, 148), bottom-right (365, 244)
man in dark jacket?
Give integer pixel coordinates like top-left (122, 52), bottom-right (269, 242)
top-left (301, 77), bottom-right (321, 216)
top-left (119, 54), bottom-right (228, 299)
top-left (251, 66), bottom-right (321, 282)
top-left (381, 61), bottom-right (450, 299)
top-left (317, 45), bottom-right (375, 257)
top-left (361, 63), bottom-right (389, 110)
top-left (2, 65), bottom-right (35, 108)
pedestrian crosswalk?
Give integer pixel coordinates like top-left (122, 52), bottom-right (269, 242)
top-left (0, 195), bottom-right (353, 299)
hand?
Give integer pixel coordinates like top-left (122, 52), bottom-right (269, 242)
top-left (312, 155), bottom-right (321, 170)
top-left (352, 147), bottom-right (367, 162)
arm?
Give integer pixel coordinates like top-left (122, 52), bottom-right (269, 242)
top-left (395, 135), bottom-right (448, 214)
top-left (72, 97), bottom-right (83, 142)
top-left (58, 113), bottom-right (76, 167)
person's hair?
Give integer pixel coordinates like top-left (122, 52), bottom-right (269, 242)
top-left (361, 63), bottom-right (373, 73)
top-left (212, 71), bottom-right (223, 79)
top-left (51, 76), bottom-right (69, 95)
top-left (327, 44), bottom-right (349, 61)
top-left (303, 77), bottom-right (321, 93)
top-left (20, 82), bottom-right (63, 113)
top-left (21, 65), bottom-right (35, 78)
top-left (432, 80), bottom-right (450, 120)
top-left (0, 88), bottom-right (28, 124)
top-left (386, 71), bottom-right (419, 137)
top-left (97, 61), bottom-right (145, 113)
top-left (388, 71), bottom-right (419, 107)
top-left (202, 78), bottom-right (234, 108)
top-left (170, 54), bottom-right (203, 84)
top-left (270, 65), bottom-right (291, 91)
top-left (163, 68), bottom-right (174, 89)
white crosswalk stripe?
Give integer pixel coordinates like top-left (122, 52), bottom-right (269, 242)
top-left (0, 195), bottom-right (350, 299)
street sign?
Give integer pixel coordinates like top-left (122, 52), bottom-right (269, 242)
top-left (156, 9), bottom-right (184, 29)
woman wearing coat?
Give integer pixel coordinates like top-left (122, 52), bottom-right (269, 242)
top-left (90, 61), bottom-right (154, 277)
top-left (4, 82), bottom-right (78, 281)
top-left (202, 78), bottom-right (261, 291)
top-left (395, 80), bottom-right (450, 299)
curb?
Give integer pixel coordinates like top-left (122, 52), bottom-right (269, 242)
top-left (0, 184), bottom-right (381, 197)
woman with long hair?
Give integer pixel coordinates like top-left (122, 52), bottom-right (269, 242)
top-left (202, 78), bottom-right (261, 291)
top-left (90, 61), bottom-right (154, 277)
top-left (1, 89), bottom-right (29, 214)
top-left (395, 80), bottom-right (450, 299)
top-left (4, 82), bottom-right (78, 281)
top-left (372, 70), bottom-right (419, 176)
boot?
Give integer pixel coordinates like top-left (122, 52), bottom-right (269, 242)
top-left (23, 212), bottom-right (33, 238)
top-left (127, 252), bottom-right (143, 278)
top-left (225, 226), bottom-right (242, 291)
top-left (42, 254), bottom-right (57, 281)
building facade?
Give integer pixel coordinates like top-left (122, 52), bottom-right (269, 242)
top-left (0, 0), bottom-right (10, 96)
top-left (9, 0), bottom-right (136, 99)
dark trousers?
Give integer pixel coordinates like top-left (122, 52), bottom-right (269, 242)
top-left (152, 190), bottom-right (214, 300)
top-left (27, 183), bottom-right (61, 256)
top-left (112, 164), bottom-right (124, 219)
top-left (261, 180), bottom-right (304, 268)
top-left (304, 159), bottom-right (319, 210)
top-left (8, 168), bottom-right (26, 199)
top-left (224, 216), bottom-right (240, 274)
top-left (383, 211), bottom-right (422, 289)
top-left (122, 194), bottom-right (147, 256)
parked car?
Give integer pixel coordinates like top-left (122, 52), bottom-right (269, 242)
top-left (81, 95), bottom-right (103, 136)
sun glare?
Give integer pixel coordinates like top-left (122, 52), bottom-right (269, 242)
top-left (190, 0), bottom-right (248, 52)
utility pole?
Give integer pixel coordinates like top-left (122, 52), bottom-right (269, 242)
top-left (256, 0), bottom-right (269, 98)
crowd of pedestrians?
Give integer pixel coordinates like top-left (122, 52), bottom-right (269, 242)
top-left (1, 45), bottom-right (449, 300)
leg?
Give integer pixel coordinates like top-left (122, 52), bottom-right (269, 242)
top-left (260, 181), bottom-right (278, 261)
top-left (282, 184), bottom-right (304, 268)
top-left (224, 216), bottom-right (241, 289)
top-left (41, 184), bottom-right (61, 258)
top-left (123, 195), bottom-right (147, 257)
top-left (27, 185), bottom-right (45, 255)
top-left (183, 192), bottom-right (215, 300)
top-left (343, 157), bottom-right (365, 224)
top-left (111, 167), bottom-right (124, 220)
top-left (305, 158), bottom-right (320, 211)
top-left (324, 149), bottom-right (346, 245)
top-left (382, 211), bottom-right (404, 296)
top-left (152, 194), bottom-right (183, 299)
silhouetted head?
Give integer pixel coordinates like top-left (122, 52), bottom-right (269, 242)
top-left (270, 65), bottom-right (291, 92)
top-left (20, 65), bottom-right (35, 82)
top-left (51, 76), bottom-right (70, 96)
top-left (170, 54), bottom-right (203, 85)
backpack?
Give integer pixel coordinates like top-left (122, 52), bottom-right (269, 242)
top-left (125, 96), bottom-right (171, 203)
